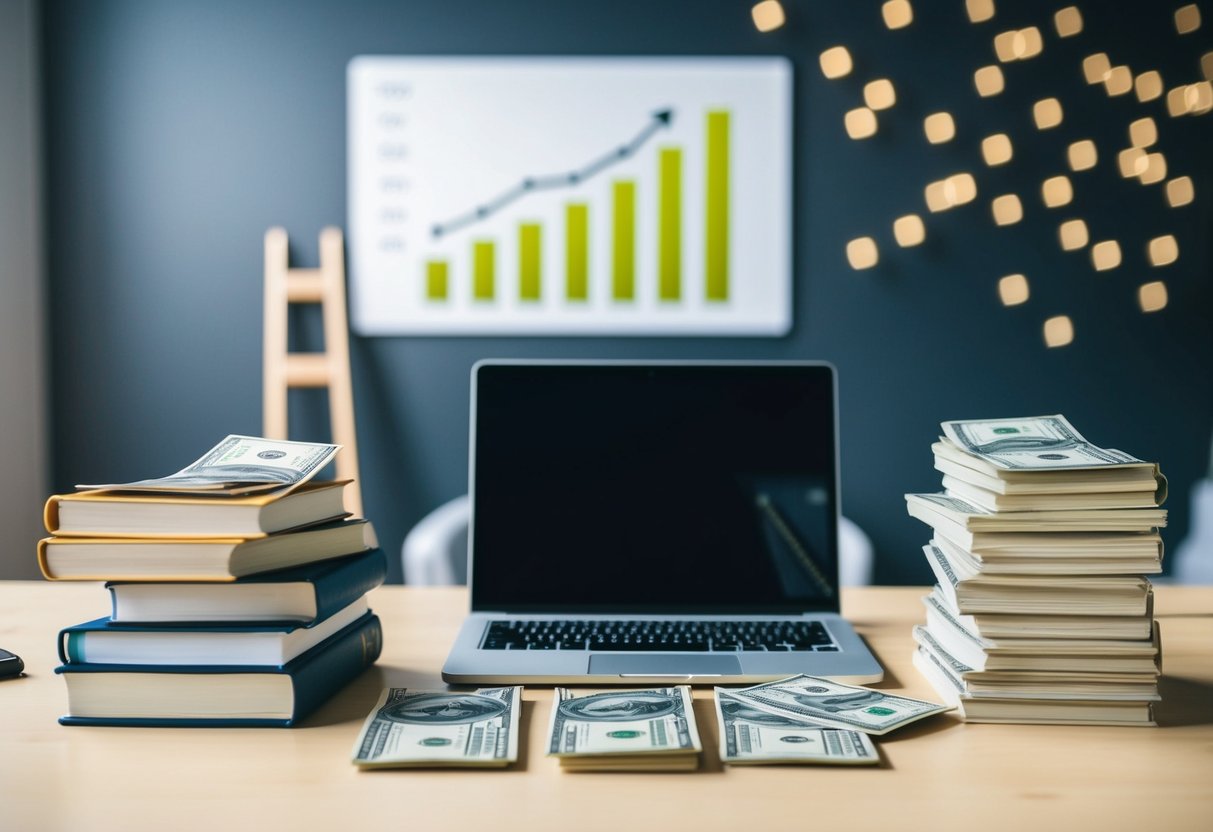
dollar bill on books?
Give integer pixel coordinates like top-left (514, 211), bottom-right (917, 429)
top-left (546, 686), bottom-right (701, 771)
top-left (714, 689), bottom-right (878, 765)
top-left (78, 436), bottom-right (340, 496)
top-left (352, 687), bottom-right (522, 768)
top-left (723, 675), bottom-right (952, 736)
top-left (941, 415), bottom-right (1152, 471)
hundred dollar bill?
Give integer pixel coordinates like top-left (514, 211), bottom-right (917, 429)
top-left (78, 435), bottom-right (340, 495)
top-left (352, 687), bottom-right (521, 768)
top-left (941, 415), bottom-right (1147, 471)
top-left (547, 686), bottom-right (701, 769)
top-left (714, 689), bottom-right (878, 765)
top-left (725, 675), bottom-right (952, 736)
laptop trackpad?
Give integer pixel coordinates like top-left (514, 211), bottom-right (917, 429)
top-left (589, 654), bottom-right (742, 677)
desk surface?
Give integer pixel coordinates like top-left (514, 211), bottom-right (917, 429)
top-left (2, 582), bottom-right (1210, 832)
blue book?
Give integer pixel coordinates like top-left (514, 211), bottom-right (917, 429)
top-left (55, 612), bottom-right (382, 727)
top-left (105, 548), bottom-right (387, 625)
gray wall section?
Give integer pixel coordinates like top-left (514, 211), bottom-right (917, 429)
top-left (42, 0), bottom-right (1213, 584)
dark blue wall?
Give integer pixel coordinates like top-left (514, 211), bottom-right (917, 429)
top-left (43, 0), bottom-right (1213, 584)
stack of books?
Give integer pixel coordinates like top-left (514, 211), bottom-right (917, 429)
top-left (905, 415), bottom-right (1166, 726)
top-left (39, 479), bottom-right (384, 727)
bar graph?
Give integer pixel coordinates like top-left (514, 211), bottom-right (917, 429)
top-left (348, 57), bottom-right (791, 335)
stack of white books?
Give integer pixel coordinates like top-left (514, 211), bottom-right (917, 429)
top-left (905, 415), bottom-right (1166, 726)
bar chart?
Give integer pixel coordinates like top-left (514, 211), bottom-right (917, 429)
top-left (348, 57), bottom-right (791, 335)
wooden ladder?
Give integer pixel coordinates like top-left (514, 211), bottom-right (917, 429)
top-left (262, 226), bottom-right (363, 517)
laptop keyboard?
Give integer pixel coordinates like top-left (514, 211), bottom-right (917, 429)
top-left (480, 620), bottom-right (838, 652)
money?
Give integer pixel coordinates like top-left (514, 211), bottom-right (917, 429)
top-left (941, 415), bottom-right (1145, 471)
top-left (78, 435), bottom-right (340, 495)
top-left (723, 674), bottom-right (952, 736)
top-left (352, 687), bottom-right (521, 768)
top-left (546, 686), bottom-right (701, 771)
top-left (714, 689), bottom-right (878, 765)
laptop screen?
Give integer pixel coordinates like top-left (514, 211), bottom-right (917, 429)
top-left (469, 361), bottom-right (840, 614)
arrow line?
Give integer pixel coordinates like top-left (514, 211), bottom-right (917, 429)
top-left (431, 108), bottom-right (674, 239)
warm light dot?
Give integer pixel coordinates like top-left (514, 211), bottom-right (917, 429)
top-left (819, 46), bottom-right (853, 79)
top-left (1034, 98), bottom-right (1063, 129)
top-left (1054, 6), bottom-right (1083, 37)
top-left (1091, 240), bottom-right (1122, 271)
top-left (1083, 53), bottom-right (1112, 84)
top-left (893, 214), bottom-right (926, 247)
top-left (924, 112), bottom-right (956, 144)
top-left (966, 0), bottom-right (995, 23)
top-left (864, 79), bottom-right (897, 110)
top-left (1203, 52), bottom-right (1213, 81)
top-left (1166, 176), bottom-right (1195, 207)
top-left (1186, 81), bottom-right (1213, 114)
top-left (1105, 66), bottom-right (1133, 96)
top-left (992, 194), bottom-right (1024, 225)
top-left (882, 0), bottom-right (914, 29)
top-left (925, 180), bottom-right (951, 212)
top-left (1059, 219), bottom-right (1089, 250)
top-left (1149, 234), bottom-right (1179, 266)
top-left (1068, 140), bottom-right (1098, 172)
top-left (1043, 316), bottom-right (1074, 348)
top-left (1136, 71), bottom-right (1164, 102)
top-left (1130, 118), bottom-right (1158, 148)
top-left (846, 237), bottom-right (879, 269)
top-left (845, 107), bottom-right (878, 139)
top-left (1118, 147), bottom-right (1148, 178)
top-left (1167, 86), bottom-right (1190, 117)
top-left (944, 173), bottom-right (978, 206)
top-left (982, 133), bottom-right (1013, 166)
top-left (999, 274), bottom-right (1030, 305)
top-left (1175, 4), bottom-right (1201, 35)
top-left (751, 1), bottom-right (786, 32)
top-left (1015, 27), bottom-right (1043, 59)
top-left (1042, 176), bottom-right (1074, 208)
top-left (994, 31), bottom-right (1018, 63)
top-left (1139, 281), bottom-right (1169, 313)
top-left (974, 65), bottom-right (1005, 96)
top-left (1139, 153), bottom-right (1168, 185)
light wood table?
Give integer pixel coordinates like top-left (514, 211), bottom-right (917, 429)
top-left (2, 582), bottom-right (1210, 832)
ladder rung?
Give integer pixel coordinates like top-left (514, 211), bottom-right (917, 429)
top-left (285, 353), bottom-right (332, 387)
top-left (285, 271), bottom-right (326, 303)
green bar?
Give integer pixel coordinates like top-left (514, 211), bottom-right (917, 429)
top-left (705, 111), bottom-right (730, 301)
top-left (473, 241), bottom-right (494, 301)
top-left (612, 181), bottom-right (635, 301)
top-left (519, 223), bottom-right (541, 301)
top-left (659, 147), bottom-right (682, 301)
top-left (426, 260), bottom-right (448, 301)
top-left (566, 204), bottom-right (589, 301)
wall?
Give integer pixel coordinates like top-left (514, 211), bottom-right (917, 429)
top-left (0, 0), bottom-right (48, 579)
top-left (42, 0), bottom-right (1213, 584)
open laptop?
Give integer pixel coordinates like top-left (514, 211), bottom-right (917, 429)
top-left (442, 360), bottom-right (883, 684)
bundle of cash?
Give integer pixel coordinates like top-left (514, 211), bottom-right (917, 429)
top-left (78, 435), bottom-right (340, 496)
top-left (714, 689), bottom-right (878, 765)
top-left (352, 687), bottom-right (522, 768)
top-left (546, 686), bottom-right (702, 771)
top-left (721, 675), bottom-right (951, 737)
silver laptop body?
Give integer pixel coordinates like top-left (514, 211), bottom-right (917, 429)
top-left (442, 360), bottom-right (883, 685)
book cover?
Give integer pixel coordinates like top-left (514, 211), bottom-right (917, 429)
top-left (55, 612), bottom-right (383, 727)
top-left (106, 547), bottom-right (388, 623)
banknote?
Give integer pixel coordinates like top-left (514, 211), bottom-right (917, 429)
top-left (352, 687), bottom-right (521, 768)
top-left (78, 435), bottom-right (340, 494)
top-left (725, 675), bottom-right (952, 736)
top-left (941, 415), bottom-right (1144, 471)
top-left (547, 686), bottom-right (701, 770)
top-left (714, 689), bottom-right (878, 765)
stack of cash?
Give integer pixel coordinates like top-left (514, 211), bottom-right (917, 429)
top-left (546, 687), bottom-right (702, 771)
top-left (906, 415), bottom-right (1166, 726)
top-left (714, 675), bottom-right (949, 765)
top-left (352, 687), bottom-right (522, 767)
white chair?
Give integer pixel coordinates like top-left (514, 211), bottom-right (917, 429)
top-left (402, 495), bottom-right (874, 587)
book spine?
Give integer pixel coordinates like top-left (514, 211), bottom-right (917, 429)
top-left (310, 549), bottom-right (388, 623)
top-left (289, 613), bottom-right (382, 723)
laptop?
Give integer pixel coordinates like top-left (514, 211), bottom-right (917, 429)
top-left (441, 360), bottom-right (884, 685)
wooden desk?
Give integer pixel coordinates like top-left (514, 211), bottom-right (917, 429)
top-left (2, 582), bottom-right (1210, 832)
